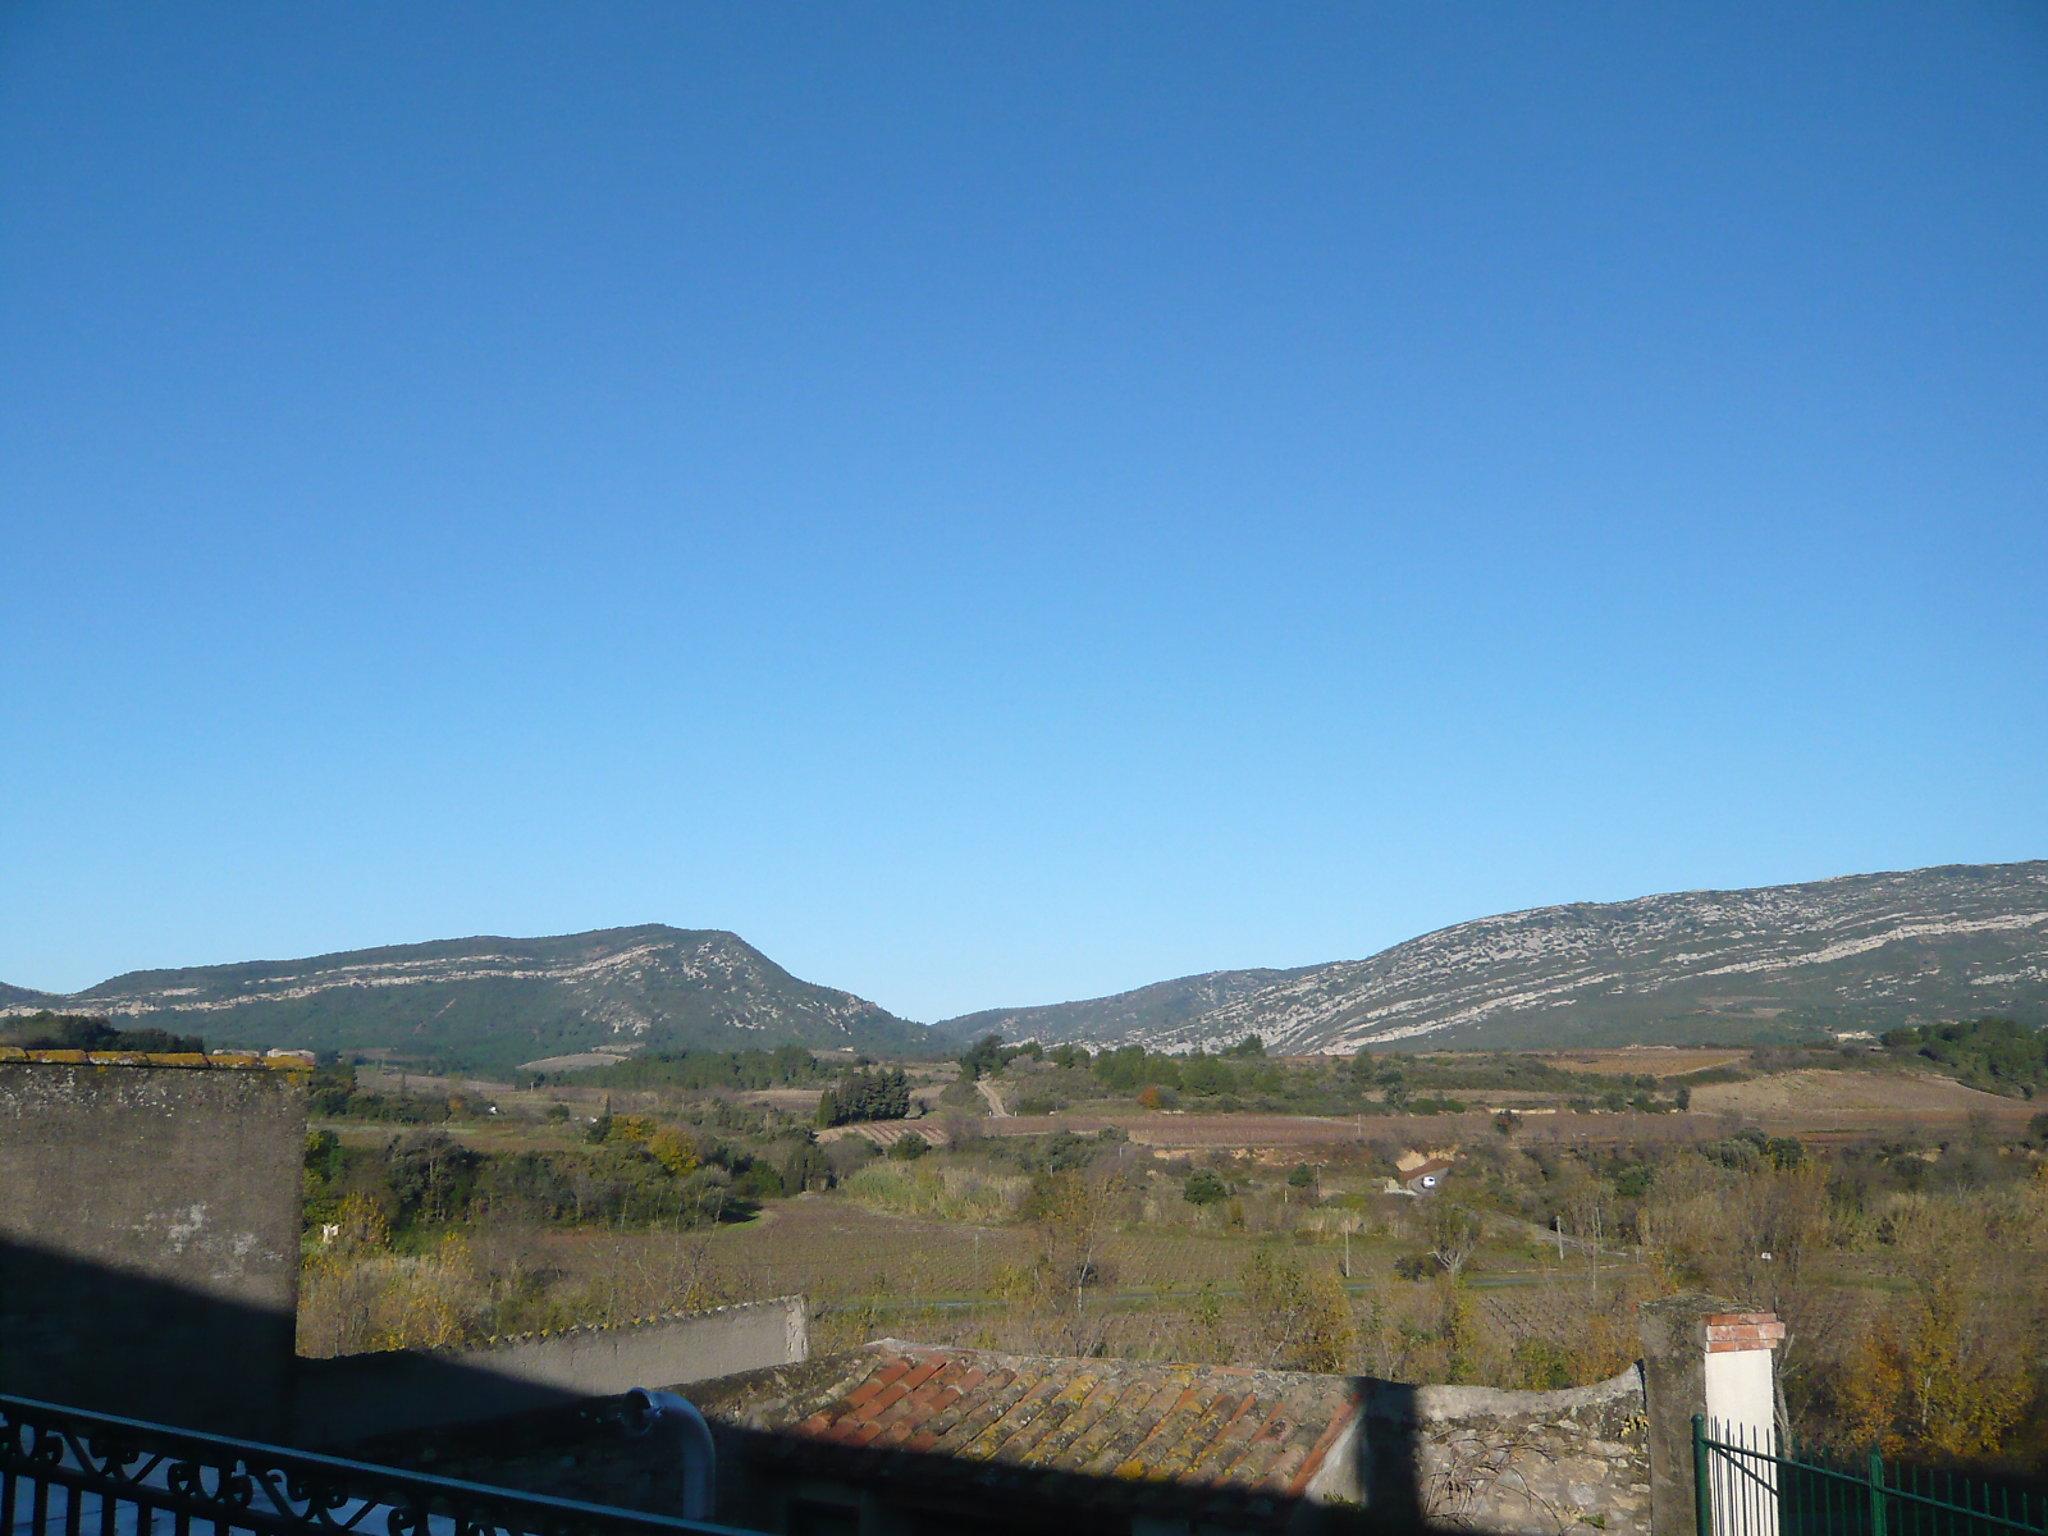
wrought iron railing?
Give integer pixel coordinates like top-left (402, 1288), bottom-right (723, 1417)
top-left (1694, 1416), bottom-right (2046, 1536)
top-left (0, 1393), bottom-right (757, 1536)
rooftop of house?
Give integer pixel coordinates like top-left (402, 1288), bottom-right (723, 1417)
top-left (688, 1337), bottom-right (1361, 1517)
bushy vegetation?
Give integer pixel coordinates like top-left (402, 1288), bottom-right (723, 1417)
top-left (542, 1044), bottom-right (829, 1092)
top-left (975, 1036), bottom-right (1691, 1116)
top-left (0, 1011), bottom-right (204, 1054)
top-left (302, 1115), bottom-right (782, 1240)
top-left (308, 1062), bottom-right (463, 1122)
top-left (1880, 1017), bottom-right (2047, 1098)
top-left (842, 1161), bottom-right (1024, 1224)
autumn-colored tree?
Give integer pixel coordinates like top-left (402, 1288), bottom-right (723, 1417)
top-left (645, 1123), bottom-right (701, 1177)
top-left (1835, 1202), bottom-right (2032, 1459)
top-left (333, 1190), bottom-right (391, 1249)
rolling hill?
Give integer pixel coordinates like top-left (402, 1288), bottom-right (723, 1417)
top-left (0, 926), bottom-right (924, 1071)
top-left (934, 861), bottom-right (2048, 1054)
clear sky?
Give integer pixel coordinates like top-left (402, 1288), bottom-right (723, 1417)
top-left (3, 4), bottom-right (2044, 1021)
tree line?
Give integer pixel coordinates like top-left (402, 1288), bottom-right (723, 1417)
top-left (817, 1065), bottom-right (912, 1126)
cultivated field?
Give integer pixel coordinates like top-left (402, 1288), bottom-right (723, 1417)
top-left (820, 1119), bottom-right (955, 1149)
top-left (1531, 1047), bottom-right (1750, 1078)
top-left (1688, 1067), bottom-right (2036, 1129)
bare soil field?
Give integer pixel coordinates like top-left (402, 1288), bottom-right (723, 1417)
top-left (516, 1050), bottom-right (636, 1073)
top-left (1530, 1047), bottom-right (1751, 1078)
top-left (969, 1073), bottom-right (2036, 1149)
top-left (1689, 1068), bottom-right (2035, 1130)
top-left (974, 1108), bottom-right (1732, 1150)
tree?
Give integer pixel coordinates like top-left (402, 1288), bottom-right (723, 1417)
top-left (1183, 1169), bottom-right (1228, 1207)
top-left (958, 1033), bottom-right (1006, 1082)
top-left (1017, 1167), bottom-right (1127, 1355)
top-left (1836, 1201), bottom-right (2032, 1457)
top-left (783, 1136), bottom-right (832, 1193)
top-left (1238, 1247), bottom-right (1353, 1372)
top-left (817, 1067), bottom-right (911, 1126)
top-left (1426, 1200), bottom-right (1481, 1277)
top-left (645, 1124), bottom-right (701, 1178)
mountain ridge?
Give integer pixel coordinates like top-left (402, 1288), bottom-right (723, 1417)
top-left (934, 860), bottom-right (2048, 1053)
top-left (8, 860), bottom-right (2044, 1069)
top-left (0, 924), bottom-right (924, 1070)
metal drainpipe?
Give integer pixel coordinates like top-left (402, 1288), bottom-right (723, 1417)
top-left (625, 1388), bottom-right (717, 1522)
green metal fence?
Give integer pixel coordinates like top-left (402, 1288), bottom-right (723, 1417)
top-left (1694, 1416), bottom-right (2046, 1536)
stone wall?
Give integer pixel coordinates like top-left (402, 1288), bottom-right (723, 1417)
top-left (0, 1059), bottom-right (308, 1434)
top-left (1353, 1367), bottom-right (1651, 1536)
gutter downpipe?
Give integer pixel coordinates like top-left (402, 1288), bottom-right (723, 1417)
top-left (626, 1388), bottom-right (716, 1523)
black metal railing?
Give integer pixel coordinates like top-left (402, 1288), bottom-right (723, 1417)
top-left (0, 1393), bottom-right (756, 1536)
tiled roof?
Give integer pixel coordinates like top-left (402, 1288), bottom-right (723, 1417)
top-left (690, 1339), bottom-right (1359, 1515)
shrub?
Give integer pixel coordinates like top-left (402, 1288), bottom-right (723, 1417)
top-left (1183, 1169), bottom-right (1228, 1206)
top-left (886, 1131), bottom-right (931, 1161)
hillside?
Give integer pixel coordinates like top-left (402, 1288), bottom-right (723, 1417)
top-left (935, 861), bottom-right (2048, 1054)
top-left (0, 926), bottom-right (926, 1070)
top-left (938, 967), bottom-right (1315, 1048)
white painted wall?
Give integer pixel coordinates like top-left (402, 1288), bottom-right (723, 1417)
top-left (1703, 1348), bottom-right (1778, 1536)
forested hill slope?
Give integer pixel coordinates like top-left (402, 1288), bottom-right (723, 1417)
top-left (0, 926), bottom-right (926, 1070)
top-left (936, 861), bottom-right (2048, 1053)
top-left (938, 967), bottom-right (1315, 1050)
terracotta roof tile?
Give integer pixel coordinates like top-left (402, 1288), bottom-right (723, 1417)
top-left (691, 1339), bottom-right (1358, 1512)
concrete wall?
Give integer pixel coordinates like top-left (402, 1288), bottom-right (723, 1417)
top-left (1349, 1369), bottom-right (1651, 1536)
top-left (0, 1060), bottom-right (308, 1434)
top-left (293, 1296), bottom-right (809, 1446)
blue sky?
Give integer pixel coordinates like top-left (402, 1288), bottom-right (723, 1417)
top-left (3, 3), bottom-right (2044, 1020)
